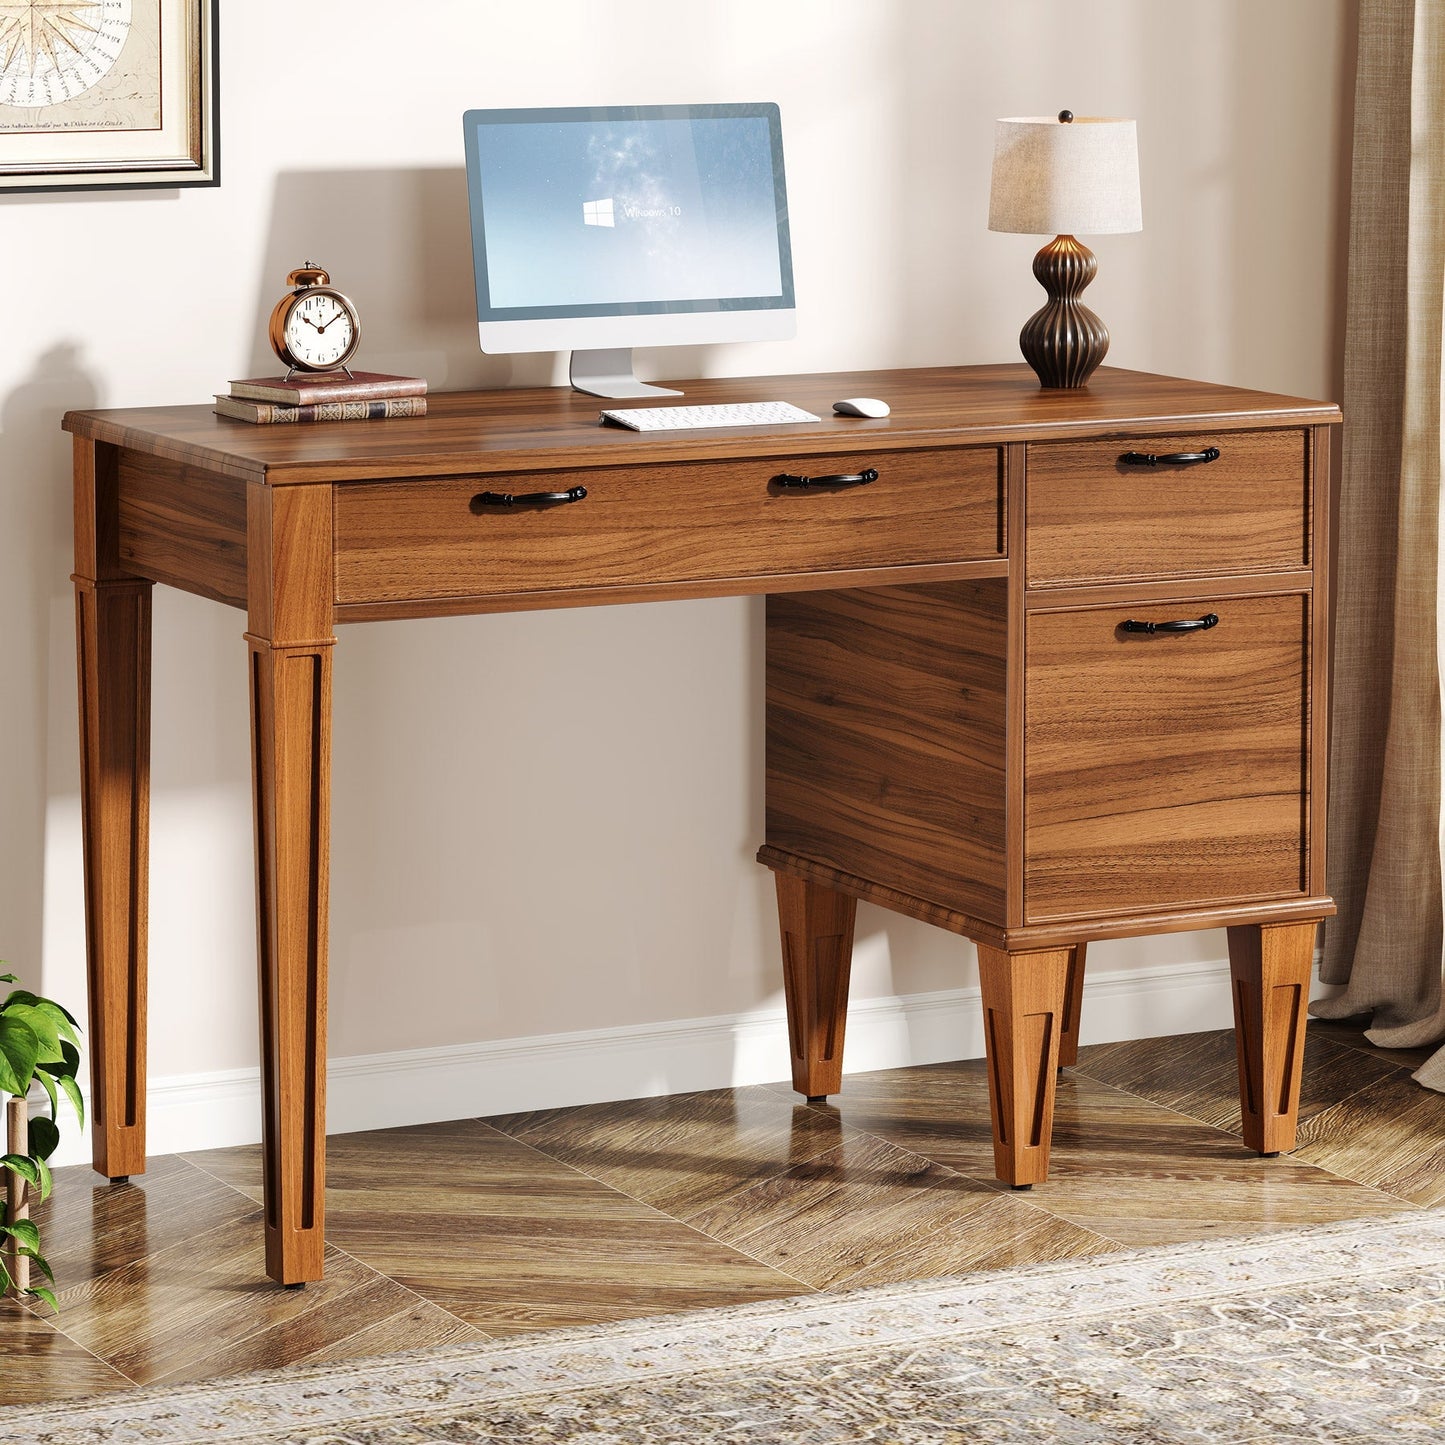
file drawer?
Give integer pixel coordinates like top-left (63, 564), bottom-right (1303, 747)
top-left (1026, 428), bottom-right (1311, 586)
top-left (1024, 591), bottom-right (1311, 922)
top-left (333, 445), bottom-right (1004, 604)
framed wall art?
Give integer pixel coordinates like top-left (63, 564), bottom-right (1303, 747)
top-left (0, 0), bottom-right (218, 192)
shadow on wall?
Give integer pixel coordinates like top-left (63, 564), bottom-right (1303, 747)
top-left (252, 166), bottom-right (730, 393)
top-left (242, 167), bottom-right (501, 388)
top-left (3, 341), bottom-right (98, 590)
top-left (2, 344), bottom-right (99, 975)
top-left (238, 171), bottom-right (781, 1063)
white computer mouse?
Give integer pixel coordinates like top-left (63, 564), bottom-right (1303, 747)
top-left (832, 397), bottom-right (891, 418)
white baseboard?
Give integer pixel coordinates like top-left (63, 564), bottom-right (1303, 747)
top-left (44, 954), bottom-right (1276, 1169)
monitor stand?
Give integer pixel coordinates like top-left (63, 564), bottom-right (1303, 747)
top-left (569, 348), bottom-right (682, 399)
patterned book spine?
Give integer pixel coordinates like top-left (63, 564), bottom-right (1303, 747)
top-left (214, 395), bottom-right (428, 424)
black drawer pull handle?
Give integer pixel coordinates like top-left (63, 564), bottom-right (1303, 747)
top-left (472, 486), bottom-right (587, 510)
top-left (1118, 447), bottom-right (1221, 468)
top-left (1121, 613), bottom-right (1219, 635)
top-left (773, 467), bottom-right (879, 489)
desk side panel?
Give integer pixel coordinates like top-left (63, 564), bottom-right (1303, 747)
top-left (118, 452), bottom-right (249, 609)
top-left (766, 580), bottom-right (1009, 925)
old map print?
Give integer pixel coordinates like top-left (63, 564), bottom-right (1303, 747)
top-left (0, 1), bottom-right (160, 131)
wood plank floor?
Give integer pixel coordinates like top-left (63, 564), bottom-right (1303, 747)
top-left (0, 1019), bottom-right (1440, 1404)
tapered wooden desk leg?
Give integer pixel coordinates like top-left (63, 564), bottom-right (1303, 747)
top-left (774, 873), bottom-right (857, 1100)
top-left (1057, 941), bottom-right (1087, 1070)
top-left (1227, 920), bottom-right (1319, 1156)
top-left (249, 637), bottom-right (332, 1285)
top-left (247, 482), bottom-right (335, 1286)
top-left (977, 944), bottom-right (1071, 1187)
top-left (74, 436), bottom-right (153, 1184)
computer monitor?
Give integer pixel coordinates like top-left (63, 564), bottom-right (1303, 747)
top-left (462, 103), bottom-right (796, 397)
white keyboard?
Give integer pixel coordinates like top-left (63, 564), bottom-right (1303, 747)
top-left (599, 401), bottom-right (820, 431)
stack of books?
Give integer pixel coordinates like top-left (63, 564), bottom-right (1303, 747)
top-left (214, 371), bottom-right (427, 424)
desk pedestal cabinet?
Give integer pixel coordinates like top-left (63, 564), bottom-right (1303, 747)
top-left (64, 366), bottom-right (1339, 1284)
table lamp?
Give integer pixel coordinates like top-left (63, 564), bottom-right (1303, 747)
top-left (988, 111), bottom-right (1142, 388)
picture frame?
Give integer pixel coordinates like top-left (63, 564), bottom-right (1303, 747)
top-left (0, 0), bottom-right (218, 193)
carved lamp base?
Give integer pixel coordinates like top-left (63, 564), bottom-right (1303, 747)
top-left (1019, 234), bottom-right (1109, 389)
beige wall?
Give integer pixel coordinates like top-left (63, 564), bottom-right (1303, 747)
top-left (0, 2), bottom-right (1354, 1099)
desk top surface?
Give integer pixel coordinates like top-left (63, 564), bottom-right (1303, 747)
top-left (63, 364), bottom-right (1341, 487)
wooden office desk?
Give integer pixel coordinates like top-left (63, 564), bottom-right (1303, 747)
top-left (64, 365), bottom-right (1340, 1285)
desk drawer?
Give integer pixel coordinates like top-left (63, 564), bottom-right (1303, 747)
top-left (333, 446), bottom-right (1003, 604)
top-left (1026, 428), bottom-right (1310, 586)
top-left (1024, 592), bottom-right (1310, 922)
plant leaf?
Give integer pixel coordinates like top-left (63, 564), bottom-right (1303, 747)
top-left (1, 989), bottom-right (39, 1011)
top-left (39, 997), bottom-right (78, 1032)
top-left (0, 1256), bottom-right (10, 1294)
top-left (30, 1000), bottom-right (79, 1050)
top-left (19, 1248), bottom-right (54, 1284)
top-left (57, 1073), bottom-right (84, 1129)
top-left (1, 1219), bottom-right (40, 1252)
top-left (35, 1067), bottom-right (57, 1118)
top-left (0, 972), bottom-right (17, 984)
top-left (35, 1154), bottom-right (51, 1202)
top-left (3, 1004), bottom-right (63, 1064)
top-left (0, 1015), bottom-right (40, 1096)
top-left (39, 1039), bottom-right (81, 1081)
top-left (27, 1116), bottom-right (59, 1162)
top-left (28, 1286), bottom-right (58, 1313)
top-left (1, 1154), bottom-right (40, 1188)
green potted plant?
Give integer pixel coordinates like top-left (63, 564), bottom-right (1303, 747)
top-left (0, 967), bottom-right (83, 1312)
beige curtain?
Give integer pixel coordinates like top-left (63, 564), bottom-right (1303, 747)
top-left (1314, 0), bottom-right (1445, 1089)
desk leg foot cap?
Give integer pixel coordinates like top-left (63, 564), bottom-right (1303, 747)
top-left (806, 1095), bottom-right (829, 1104)
top-left (1010, 1183), bottom-right (1033, 1191)
top-left (284, 1282), bottom-right (306, 1291)
top-left (108, 1176), bottom-right (130, 1185)
top-left (1262, 1151), bottom-right (1281, 1158)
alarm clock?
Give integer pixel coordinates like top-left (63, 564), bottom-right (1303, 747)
top-left (267, 263), bottom-right (362, 374)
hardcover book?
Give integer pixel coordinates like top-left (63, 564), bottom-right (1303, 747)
top-left (226, 371), bottom-right (427, 405)
top-left (213, 394), bottom-right (428, 424)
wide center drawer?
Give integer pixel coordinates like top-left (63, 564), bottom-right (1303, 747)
top-left (1026, 428), bottom-right (1311, 586)
top-left (333, 446), bottom-right (1003, 604)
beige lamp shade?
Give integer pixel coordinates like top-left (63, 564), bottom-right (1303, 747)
top-left (988, 116), bottom-right (1142, 236)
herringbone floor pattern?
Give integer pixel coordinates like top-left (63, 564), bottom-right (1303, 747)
top-left (0, 1017), bottom-right (1439, 1404)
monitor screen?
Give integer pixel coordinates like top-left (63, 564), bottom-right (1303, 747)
top-left (462, 103), bottom-right (795, 392)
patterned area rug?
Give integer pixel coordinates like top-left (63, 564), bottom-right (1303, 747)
top-left (4, 1212), bottom-right (1443, 1443)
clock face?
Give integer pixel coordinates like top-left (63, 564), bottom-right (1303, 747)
top-left (282, 289), bottom-right (357, 370)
